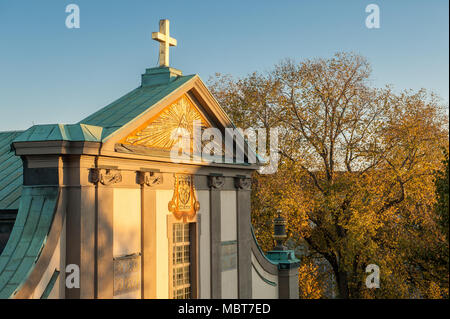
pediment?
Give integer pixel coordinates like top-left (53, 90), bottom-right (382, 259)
top-left (99, 75), bottom-right (260, 168)
top-left (120, 94), bottom-right (212, 154)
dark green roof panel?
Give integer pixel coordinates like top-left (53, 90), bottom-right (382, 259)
top-left (0, 131), bottom-right (24, 210)
top-left (0, 186), bottom-right (59, 298)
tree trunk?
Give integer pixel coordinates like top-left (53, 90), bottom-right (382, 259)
top-left (336, 270), bottom-right (350, 299)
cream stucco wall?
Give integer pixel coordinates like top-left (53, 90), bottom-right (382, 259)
top-left (221, 269), bottom-right (238, 298)
top-left (113, 188), bottom-right (142, 299)
top-left (113, 188), bottom-right (141, 257)
top-left (220, 191), bottom-right (237, 242)
top-left (197, 190), bottom-right (211, 299)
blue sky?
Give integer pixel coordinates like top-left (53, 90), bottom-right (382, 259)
top-left (0, 0), bottom-right (448, 131)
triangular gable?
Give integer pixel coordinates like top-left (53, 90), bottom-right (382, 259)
top-left (121, 95), bottom-right (211, 154)
top-left (100, 74), bottom-right (262, 167)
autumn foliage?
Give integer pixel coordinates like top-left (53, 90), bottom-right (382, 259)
top-left (209, 53), bottom-right (449, 298)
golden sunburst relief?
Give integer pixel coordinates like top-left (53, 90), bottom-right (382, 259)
top-left (122, 95), bottom-right (212, 154)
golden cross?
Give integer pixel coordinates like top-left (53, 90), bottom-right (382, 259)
top-left (152, 19), bottom-right (177, 67)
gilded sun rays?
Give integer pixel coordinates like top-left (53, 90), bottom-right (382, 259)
top-left (123, 95), bottom-right (209, 153)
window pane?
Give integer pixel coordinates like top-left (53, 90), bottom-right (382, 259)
top-left (171, 222), bottom-right (192, 299)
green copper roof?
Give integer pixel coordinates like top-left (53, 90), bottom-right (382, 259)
top-left (0, 186), bottom-right (59, 298)
top-left (79, 72), bottom-right (196, 141)
top-left (0, 131), bottom-right (24, 210)
top-left (13, 124), bottom-right (103, 143)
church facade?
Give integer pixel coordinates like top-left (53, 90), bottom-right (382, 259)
top-left (0, 20), bottom-right (299, 299)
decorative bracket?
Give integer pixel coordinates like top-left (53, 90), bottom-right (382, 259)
top-left (234, 176), bottom-right (251, 190)
top-left (90, 168), bottom-right (122, 186)
top-left (137, 171), bottom-right (163, 187)
top-left (208, 175), bottom-right (225, 189)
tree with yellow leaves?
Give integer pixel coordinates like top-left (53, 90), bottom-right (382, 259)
top-left (209, 53), bottom-right (449, 298)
